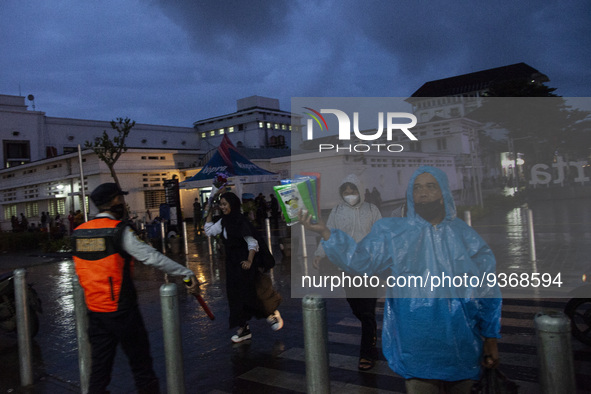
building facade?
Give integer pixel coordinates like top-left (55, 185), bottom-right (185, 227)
top-left (195, 95), bottom-right (292, 155)
top-left (406, 62), bottom-right (552, 192)
top-left (0, 94), bottom-right (294, 231)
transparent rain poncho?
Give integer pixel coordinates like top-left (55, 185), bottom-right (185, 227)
top-left (322, 166), bottom-right (502, 380)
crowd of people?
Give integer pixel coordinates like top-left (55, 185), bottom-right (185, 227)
top-left (15, 169), bottom-right (502, 393)
top-left (9, 209), bottom-right (85, 238)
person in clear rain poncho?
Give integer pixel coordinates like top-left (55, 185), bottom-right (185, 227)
top-left (301, 166), bottom-right (502, 394)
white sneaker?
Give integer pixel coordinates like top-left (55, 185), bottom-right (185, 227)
top-left (231, 324), bottom-right (252, 343)
top-left (266, 310), bottom-right (283, 331)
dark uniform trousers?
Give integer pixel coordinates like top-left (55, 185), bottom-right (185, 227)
top-left (88, 305), bottom-right (160, 394)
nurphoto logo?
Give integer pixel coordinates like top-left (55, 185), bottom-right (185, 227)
top-left (303, 108), bottom-right (419, 153)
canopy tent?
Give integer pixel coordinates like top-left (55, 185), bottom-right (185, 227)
top-left (180, 135), bottom-right (280, 196)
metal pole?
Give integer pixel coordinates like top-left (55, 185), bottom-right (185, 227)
top-left (77, 145), bottom-right (88, 222)
top-left (513, 139), bottom-right (520, 191)
top-left (14, 269), bottom-right (33, 387)
top-left (534, 311), bottom-right (576, 394)
top-left (160, 284), bottom-right (185, 394)
top-left (300, 224), bottom-right (308, 259)
top-left (527, 209), bottom-right (536, 262)
top-left (463, 210), bottom-right (472, 227)
top-left (73, 275), bottom-right (91, 394)
top-left (265, 218), bottom-right (272, 254)
top-left (302, 295), bottom-right (330, 394)
top-left (160, 222), bottom-right (167, 254)
top-left (301, 224), bottom-right (309, 276)
top-left (207, 236), bottom-right (213, 256)
top-left (182, 221), bottom-right (189, 256)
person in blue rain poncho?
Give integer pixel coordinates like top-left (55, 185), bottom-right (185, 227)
top-left (300, 166), bottom-right (501, 394)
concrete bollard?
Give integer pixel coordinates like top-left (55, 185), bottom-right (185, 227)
top-left (534, 311), bottom-right (576, 394)
top-left (14, 269), bottom-right (33, 387)
top-left (302, 295), bottom-right (330, 394)
top-left (463, 210), bottom-right (472, 227)
top-left (527, 209), bottom-right (536, 262)
top-left (160, 283), bottom-right (185, 394)
top-left (73, 275), bottom-right (91, 394)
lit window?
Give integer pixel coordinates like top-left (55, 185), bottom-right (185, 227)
top-left (210, 131), bottom-right (215, 137)
top-left (266, 122), bottom-right (272, 129)
top-left (282, 124), bottom-right (287, 130)
top-left (218, 128), bottom-right (224, 135)
top-left (201, 132), bottom-right (206, 138)
top-left (3, 204), bottom-right (17, 220)
top-left (275, 123), bottom-right (279, 129)
top-left (258, 122), bottom-right (264, 128)
top-left (228, 126), bottom-right (235, 133)
top-left (25, 202), bottom-right (39, 218)
top-left (48, 199), bottom-right (66, 216)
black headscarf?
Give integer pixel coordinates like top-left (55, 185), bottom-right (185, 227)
top-left (220, 192), bottom-right (252, 240)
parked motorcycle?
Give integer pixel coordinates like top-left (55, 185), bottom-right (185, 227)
top-left (0, 271), bottom-right (42, 337)
top-left (564, 274), bottom-right (591, 346)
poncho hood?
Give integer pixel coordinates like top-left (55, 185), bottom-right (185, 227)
top-left (406, 165), bottom-right (456, 223)
top-left (339, 173), bottom-right (365, 207)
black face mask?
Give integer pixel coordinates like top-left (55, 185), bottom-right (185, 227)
top-left (110, 203), bottom-right (126, 219)
top-left (415, 199), bottom-right (444, 222)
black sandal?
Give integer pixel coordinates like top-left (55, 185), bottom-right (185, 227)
top-left (358, 357), bottom-right (375, 371)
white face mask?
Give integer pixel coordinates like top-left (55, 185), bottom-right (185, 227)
top-left (343, 194), bottom-right (360, 206)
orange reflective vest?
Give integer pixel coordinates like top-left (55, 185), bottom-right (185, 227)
top-left (72, 218), bottom-right (136, 312)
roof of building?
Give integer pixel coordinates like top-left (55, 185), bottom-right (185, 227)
top-left (409, 62), bottom-right (549, 98)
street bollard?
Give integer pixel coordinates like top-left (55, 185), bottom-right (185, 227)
top-left (73, 275), bottom-right (91, 394)
top-left (463, 210), bottom-right (472, 227)
top-left (302, 295), bottom-right (330, 394)
top-left (160, 283), bottom-right (185, 394)
top-left (534, 311), bottom-right (576, 394)
top-left (14, 269), bottom-right (33, 387)
top-left (265, 218), bottom-right (273, 253)
top-left (527, 209), bottom-right (536, 262)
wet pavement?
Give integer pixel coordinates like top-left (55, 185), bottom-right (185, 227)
top-left (0, 197), bottom-right (590, 393)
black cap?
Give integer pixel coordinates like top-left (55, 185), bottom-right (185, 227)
top-left (90, 183), bottom-right (128, 207)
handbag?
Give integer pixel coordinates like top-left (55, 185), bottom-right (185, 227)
top-left (252, 232), bottom-right (275, 272)
top-left (471, 369), bottom-right (519, 394)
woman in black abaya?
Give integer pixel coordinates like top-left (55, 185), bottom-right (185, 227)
top-left (204, 191), bottom-right (282, 342)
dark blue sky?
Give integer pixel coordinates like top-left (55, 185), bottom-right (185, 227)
top-left (1, 0), bottom-right (589, 127)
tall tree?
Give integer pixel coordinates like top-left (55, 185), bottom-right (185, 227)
top-left (85, 117), bottom-right (135, 187)
top-left (473, 81), bottom-right (589, 164)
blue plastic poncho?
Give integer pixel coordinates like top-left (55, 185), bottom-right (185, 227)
top-left (322, 166), bottom-right (501, 381)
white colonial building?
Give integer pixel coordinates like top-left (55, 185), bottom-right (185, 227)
top-left (0, 94), bottom-right (209, 230)
top-left (0, 94), bottom-right (294, 231)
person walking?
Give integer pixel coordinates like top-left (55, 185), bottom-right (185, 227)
top-left (204, 191), bottom-right (283, 343)
top-left (301, 166), bottom-right (501, 393)
top-left (193, 198), bottom-right (203, 230)
top-left (71, 183), bottom-right (200, 394)
top-left (313, 174), bottom-right (382, 370)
